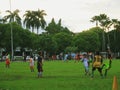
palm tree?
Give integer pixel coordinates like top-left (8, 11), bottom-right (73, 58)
top-left (35, 9), bottom-right (47, 34)
top-left (3, 9), bottom-right (21, 61)
top-left (90, 15), bottom-right (100, 27)
top-left (111, 19), bottom-right (120, 53)
top-left (98, 14), bottom-right (110, 51)
top-left (23, 10), bottom-right (36, 32)
top-left (23, 9), bottom-right (47, 34)
top-left (99, 14), bottom-right (109, 29)
top-left (91, 14), bottom-right (110, 51)
top-left (0, 18), bottom-right (7, 24)
top-left (0, 11), bottom-right (7, 23)
top-left (3, 9), bottom-right (21, 25)
top-left (103, 20), bottom-right (112, 50)
top-left (112, 19), bottom-right (120, 31)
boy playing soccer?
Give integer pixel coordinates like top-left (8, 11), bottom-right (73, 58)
top-left (91, 51), bottom-right (103, 78)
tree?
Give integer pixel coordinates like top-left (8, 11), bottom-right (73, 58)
top-left (0, 22), bottom-right (38, 53)
top-left (65, 46), bottom-right (78, 53)
top-left (3, 9), bottom-right (21, 25)
top-left (91, 14), bottom-right (110, 51)
top-left (23, 9), bottom-right (47, 34)
top-left (45, 18), bottom-right (59, 34)
top-left (23, 10), bottom-right (36, 32)
top-left (45, 18), bottom-right (73, 35)
top-left (112, 19), bottom-right (120, 31)
top-left (52, 32), bottom-right (72, 54)
top-left (0, 11), bottom-right (7, 23)
top-left (37, 34), bottom-right (57, 57)
top-left (90, 16), bottom-right (100, 27)
top-left (73, 30), bottom-right (100, 52)
top-left (98, 14), bottom-right (109, 51)
top-left (111, 19), bottom-right (120, 53)
top-left (101, 19), bottom-right (112, 50)
top-left (87, 27), bottom-right (104, 51)
top-left (3, 9), bottom-right (22, 60)
top-left (35, 9), bottom-right (47, 34)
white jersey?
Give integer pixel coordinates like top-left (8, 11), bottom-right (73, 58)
top-left (81, 58), bottom-right (89, 67)
top-left (30, 58), bottom-right (34, 66)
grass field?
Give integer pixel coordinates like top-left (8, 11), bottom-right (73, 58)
top-left (0, 59), bottom-right (120, 90)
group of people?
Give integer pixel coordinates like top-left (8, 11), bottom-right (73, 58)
top-left (29, 51), bottom-right (43, 78)
top-left (5, 51), bottom-right (43, 78)
top-left (5, 50), bottom-right (112, 78)
top-left (81, 50), bottom-right (112, 78)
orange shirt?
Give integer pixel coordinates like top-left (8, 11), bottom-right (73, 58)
top-left (6, 58), bottom-right (10, 64)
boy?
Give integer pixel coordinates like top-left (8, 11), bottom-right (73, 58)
top-left (81, 54), bottom-right (90, 76)
top-left (91, 51), bottom-right (103, 78)
top-left (37, 52), bottom-right (43, 78)
top-left (102, 50), bottom-right (112, 77)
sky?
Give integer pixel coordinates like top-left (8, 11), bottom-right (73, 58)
top-left (0, 0), bottom-right (120, 33)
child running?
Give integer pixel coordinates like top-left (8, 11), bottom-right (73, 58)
top-left (91, 51), bottom-right (103, 78)
top-left (81, 54), bottom-right (90, 76)
top-left (102, 50), bottom-right (112, 77)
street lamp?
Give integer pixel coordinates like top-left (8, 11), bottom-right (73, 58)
top-left (9, 0), bottom-right (14, 60)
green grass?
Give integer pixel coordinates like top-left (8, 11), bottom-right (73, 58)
top-left (0, 60), bottom-right (120, 90)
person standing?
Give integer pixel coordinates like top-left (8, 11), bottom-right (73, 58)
top-left (29, 55), bottom-right (34, 72)
top-left (91, 51), bottom-right (103, 78)
top-left (81, 54), bottom-right (90, 76)
top-left (37, 52), bottom-right (43, 78)
top-left (5, 53), bottom-right (10, 68)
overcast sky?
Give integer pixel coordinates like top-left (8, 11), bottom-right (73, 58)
top-left (0, 0), bottom-right (120, 33)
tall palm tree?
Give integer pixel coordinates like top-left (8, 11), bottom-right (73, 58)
top-left (3, 9), bottom-right (21, 25)
top-left (3, 9), bottom-right (21, 61)
top-left (98, 14), bottom-right (110, 51)
top-left (35, 9), bottom-right (47, 34)
top-left (23, 10), bottom-right (36, 32)
top-left (23, 9), bottom-right (47, 34)
top-left (112, 19), bottom-right (120, 31)
top-left (90, 15), bottom-right (100, 27)
top-left (0, 11), bottom-right (7, 24)
top-left (103, 20), bottom-right (112, 50)
top-left (0, 18), bottom-right (7, 24)
top-left (111, 19), bottom-right (120, 53)
top-left (91, 14), bottom-right (110, 51)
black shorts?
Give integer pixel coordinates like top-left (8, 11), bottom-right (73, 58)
top-left (37, 66), bottom-right (43, 72)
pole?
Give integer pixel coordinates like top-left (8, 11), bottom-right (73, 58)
top-left (9, 0), bottom-right (14, 60)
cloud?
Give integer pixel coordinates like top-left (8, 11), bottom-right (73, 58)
top-left (0, 0), bottom-right (120, 33)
